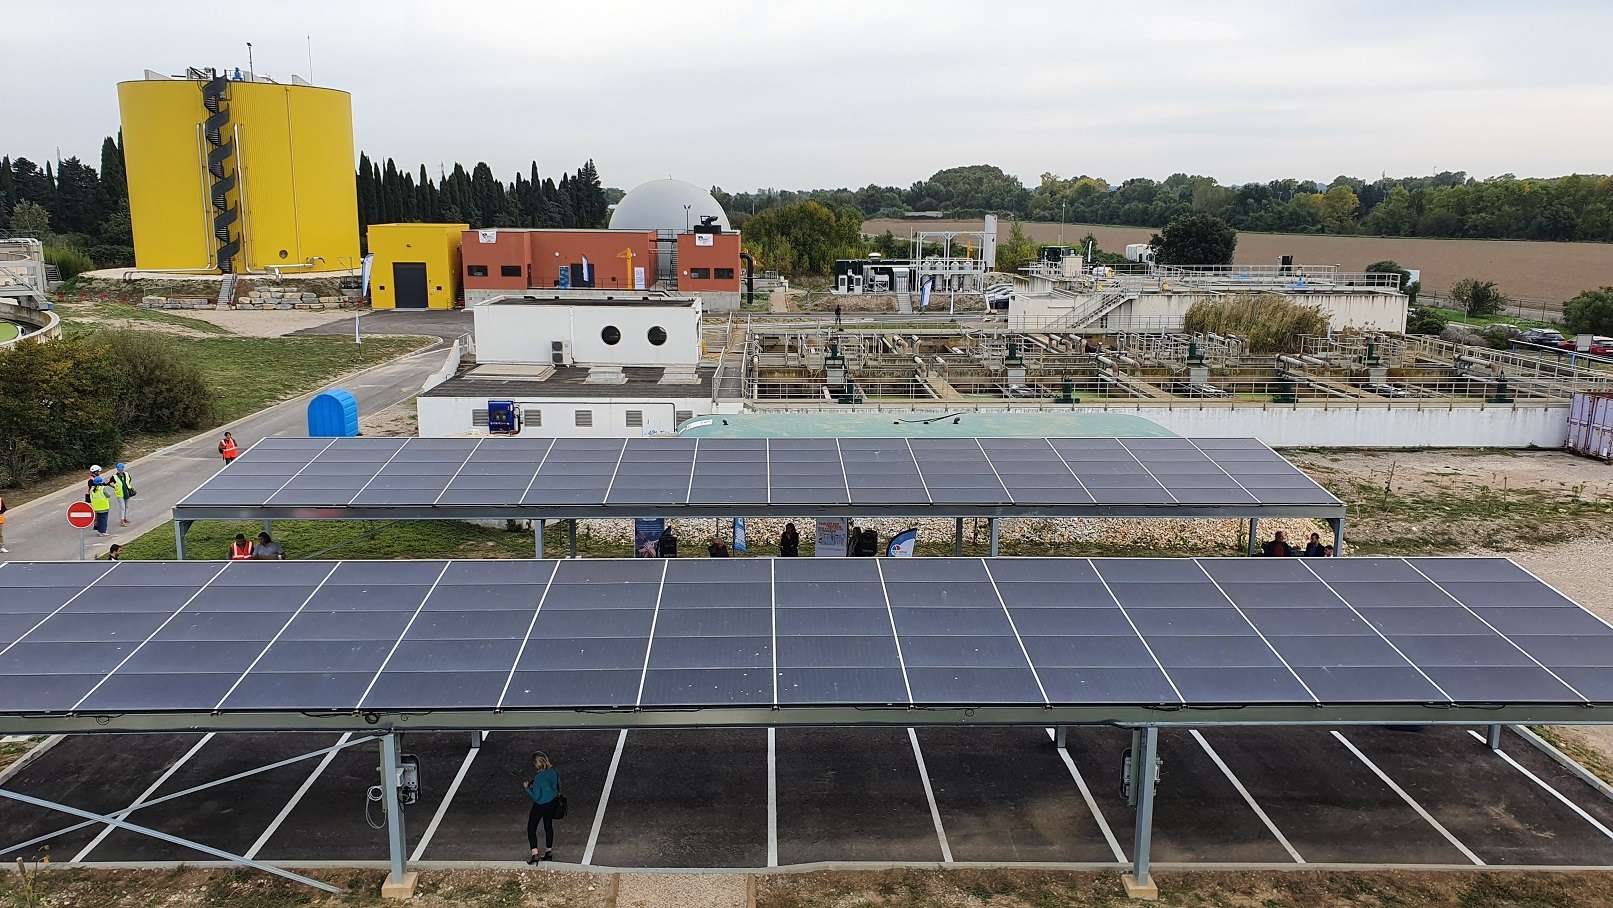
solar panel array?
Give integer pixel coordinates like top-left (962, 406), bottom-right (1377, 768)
top-left (1, 557), bottom-right (1607, 718)
top-left (175, 435), bottom-right (1340, 514)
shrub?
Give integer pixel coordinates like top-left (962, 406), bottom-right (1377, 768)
top-left (1406, 307), bottom-right (1448, 335)
top-left (1181, 292), bottom-right (1328, 354)
top-left (89, 332), bottom-right (215, 434)
top-left (1563, 287), bottom-right (1613, 336)
top-left (1480, 325), bottom-right (1520, 350)
top-left (1149, 212), bottom-right (1237, 265)
top-left (43, 245), bottom-right (95, 280)
top-left (1450, 278), bottom-right (1507, 317)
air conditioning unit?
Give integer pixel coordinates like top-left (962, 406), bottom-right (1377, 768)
top-left (551, 340), bottom-right (571, 366)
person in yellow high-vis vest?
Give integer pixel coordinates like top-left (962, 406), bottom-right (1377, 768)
top-left (88, 481), bottom-right (113, 537)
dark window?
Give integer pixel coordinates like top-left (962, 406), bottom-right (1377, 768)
top-left (500, 264), bottom-right (522, 278)
top-left (688, 267), bottom-right (711, 280)
top-left (647, 326), bottom-right (668, 346)
top-left (467, 265), bottom-right (489, 277)
top-left (601, 325), bottom-right (622, 345)
top-left (714, 268), bottom-right (735, 280)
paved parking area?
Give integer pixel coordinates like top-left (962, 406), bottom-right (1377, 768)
top-left (3, 724), bottom-right (1612, 870)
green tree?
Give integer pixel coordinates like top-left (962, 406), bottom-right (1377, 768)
top-left (9, 199), bottom-right (49, 237)
top-left (995, 219), bottom-right (1037, 273)
top-left (1320, 185), bottom-right (1360, 232)
top-left (739, 201), bottom-right (863, 276)
top-left (1563, 287), bottom-right (1613, 336)
top-left (1149, 212), bottom-right (1237, 265)
top-left (1364, 259), bottom-right (1419, 306)
top-left (1405, 307), bottom-right (1448, 335)
top-left (1450, 278), bottom-right (1508, 317)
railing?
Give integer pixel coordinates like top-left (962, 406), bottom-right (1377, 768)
top-left (1419, 293), bottom-right (1564, 323)
top-left (1023, 261), bottom-right (1403, 293)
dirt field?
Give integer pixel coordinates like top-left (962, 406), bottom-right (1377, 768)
top-left (864, 218), bottom-right (1613, 303)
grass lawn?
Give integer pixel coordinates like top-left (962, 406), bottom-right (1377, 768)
top-left (59, 299), bottom-right (232, 334)
top-left (1427, 305), bottom-right (1561, 330)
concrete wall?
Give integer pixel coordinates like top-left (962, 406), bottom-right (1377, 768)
top-left (1119, 291), bottom-right (1406, 332)
top-left (1067, 404), bottom-right (1569, 448)
top-left (675, 232), bottom-right (743, 293)
top-left (0, 301), bottom-right (60, 348)
top-left (472, 300), bottom-right (703, 366)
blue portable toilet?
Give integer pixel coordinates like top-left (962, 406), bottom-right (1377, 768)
top-left (307, 389), bottom-right (360, 437)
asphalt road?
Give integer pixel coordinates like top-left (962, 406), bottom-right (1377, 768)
top-left (0, 314), bottom-right (461, 562)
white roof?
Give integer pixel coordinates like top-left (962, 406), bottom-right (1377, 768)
top-left (609, 179), bottom-right (731, 232)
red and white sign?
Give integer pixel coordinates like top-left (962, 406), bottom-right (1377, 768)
top-left (66, 501), bottom-right (96, 529)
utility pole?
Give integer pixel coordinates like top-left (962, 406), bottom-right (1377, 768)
top-left (246, 42), bottom-right (254, 81)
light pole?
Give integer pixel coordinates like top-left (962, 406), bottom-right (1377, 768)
top-left (683, 204), bottom-right (691, 232)
top-left (1060, 201), bottom-right (1066, 244)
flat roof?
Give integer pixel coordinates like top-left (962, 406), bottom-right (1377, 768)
top-left (677, 411), bottom-right (1178, 438)
top-left (0, 556), bottom-right (1606, 734)
top-left (420, 364), bottom-right (714, 400)
top-left (172, 435), bottom-right (1345, 522)
top-left (480, 294), bottom-right (698, 307)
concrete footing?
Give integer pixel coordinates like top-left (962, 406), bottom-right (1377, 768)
top-left (1121, 873), bottom-right (1159, 900)
top-left (381, 870), bottom-right (419, 899)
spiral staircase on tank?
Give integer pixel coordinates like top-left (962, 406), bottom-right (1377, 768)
top-left (201, 73), bottom-right (240, 273)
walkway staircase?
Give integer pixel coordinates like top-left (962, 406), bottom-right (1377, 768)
top-left (1046, 289), bottom-right (1135, 331)
top-left (201, 74), bottom-right (241, 273)
top-left (216, 272), bottom-right (239, 309)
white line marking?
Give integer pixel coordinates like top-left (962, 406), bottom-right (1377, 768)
top-left (875, 559), bottom-right (915, 705)
top-left (600, 438), bottom-right (631, 502)
top-left (634, 561), bottom-right (670, 707)
top-left (430, 437), bottom-right (485, 505)
top-left (767, 728), bottom-right (779, 868)
top-left (354, 561), bottom-right (454, 709)
top-left (214, 562), bottom-right (341, 710)
top-left (516, 438), bottom-right (558, 504)
top-left (1190, 730), bottom-right (1303, 863)
top-left (684, 438), bottom-right (700, 501)
top-left (71, 564), bottom-right (232, 711)
top-left (1464, 729), bottom-right (1613, 843)
top-left (1045, 727), bottom-right (1125, 862)
top-left (769, 558), bottom-right (778, 707)
top-left (764, 437), bottom-right (772, 505)
top-left (971, 437), bottom-right (1015, 504)
top-left (1332, 730), bottom-right (1484, 866)
top-left (902, 438), bottom-right (934, 504)
top-left (582, 730), bottom-right (628, 866)
top-left (246, 732), bottom-right (351, 859)
top-left (833, 438), bottom-right (854, 503)
top-left (72, 733), bottom-right (215, 862)
top-left (907, 728), bottom-right (953, 863)
top-left (412, 732), bottom-right (488, 861)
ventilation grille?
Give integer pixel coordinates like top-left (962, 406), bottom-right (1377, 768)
top-left (625, 410), bottom-right (644, 428)
top-left (523, 409), bottom-right (542, 427)
top-left (574, 409), bottom-right (593, 428)
top-left (675, 410), bottom-right (694, 426)
top-left (472, 409), bottom-right (488, 427)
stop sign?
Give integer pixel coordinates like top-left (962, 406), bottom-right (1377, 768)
top-left (67, 501), bottom-right (96, 529)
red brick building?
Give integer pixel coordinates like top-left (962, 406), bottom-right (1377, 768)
top-left (461, 227), bottom-right (743, 305)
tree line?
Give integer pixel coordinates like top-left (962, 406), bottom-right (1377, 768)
top-left (0, 137), bottom-right (133, 276)
top-left (355, 155), bottom-right (619, 242)
top-left (714, 164), bottom-right (1613, 243)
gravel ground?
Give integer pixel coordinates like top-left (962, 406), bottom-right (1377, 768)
top-left (179, 307), bottom-right (358, 337)
top-left (615, 874), bottom-right (749, 908)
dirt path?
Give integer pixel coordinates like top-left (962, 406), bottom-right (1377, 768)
top-left (178, 307), bottom-right (357, 337)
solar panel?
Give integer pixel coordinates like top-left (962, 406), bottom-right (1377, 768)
top-left (175, 436), bottom-right (1341, 518)
top-left (6, 556), bottom-right (1601, 728)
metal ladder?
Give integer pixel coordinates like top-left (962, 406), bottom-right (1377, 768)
top-left (202, 74), bottom-right (240, 272)
top-left (216, 272), bottom-right (238, 309)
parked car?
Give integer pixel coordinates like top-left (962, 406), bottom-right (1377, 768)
top-left (1517, 328), bottom-right (1564, 346)
top-left (1557, 336), bottom-right (1613, 356)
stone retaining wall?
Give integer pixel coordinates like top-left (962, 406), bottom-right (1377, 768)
top-left (139, 286), bottom-right (365, 311)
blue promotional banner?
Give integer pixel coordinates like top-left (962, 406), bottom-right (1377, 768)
top-left (634, 518), bottom-right (665, 558)
top-left (732, 517), bottom-right (747, 553)
top-left (886, 527), bottom-right (917, 557)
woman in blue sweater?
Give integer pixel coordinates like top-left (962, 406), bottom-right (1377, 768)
top-left (523, 751), bottom-right (561, 863)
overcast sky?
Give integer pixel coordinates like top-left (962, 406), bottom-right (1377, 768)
top-left (5, 1), bottom-right (1610, 192)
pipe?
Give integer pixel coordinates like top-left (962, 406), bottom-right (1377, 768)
top-left (739, 251), bottom-right (755, 307)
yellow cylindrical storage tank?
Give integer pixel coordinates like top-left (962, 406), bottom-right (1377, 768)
top-left (118, 74), bottom-right (359, 274)
top-left (367, 223), bottom-right (467, 310)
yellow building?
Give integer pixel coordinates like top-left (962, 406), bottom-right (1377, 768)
top-left (117, 71), bottom-right (359, 274)
top-left (367, 223), bottom-right (466, 309)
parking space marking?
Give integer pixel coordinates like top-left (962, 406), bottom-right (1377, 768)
top-left (1045, 728), bottom-right (1125, 863)
top-left (72, 733), bottom-right (214, 862)
top-left (907, 728), bottom-right (953, 863)
top-left (581, 730), bottom-right (627, 866)
top-left (245, 733), bottom-right (350, 860)
top-left (412, 732), bottom-right (487, 861)
top-left (767, 728), bottom-right (778, 868)
top-left (1332, 730), bottom-right (1484, 866)
top-left (1190, 730), bottom-right (1303, 864)
top-left (1465, 729), bottom-right (1613, 843)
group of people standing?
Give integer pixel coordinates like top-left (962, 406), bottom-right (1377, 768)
top-left (84, 463), bottom-right (135, 537)
top-left (1261, 530), bottom-right (1334, 557)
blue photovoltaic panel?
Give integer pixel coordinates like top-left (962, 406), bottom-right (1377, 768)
top-left (3, 555), bottom-right (1599, 720)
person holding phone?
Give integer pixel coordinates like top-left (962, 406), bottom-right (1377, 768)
top-left (523, 751), bottom-right (562, 863)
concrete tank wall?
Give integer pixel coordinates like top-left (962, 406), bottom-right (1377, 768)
top-left (1068, 404), bottom-right (1568, 448)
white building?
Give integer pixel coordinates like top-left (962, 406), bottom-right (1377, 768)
top-left (418, 293), bottom-right (738, 438)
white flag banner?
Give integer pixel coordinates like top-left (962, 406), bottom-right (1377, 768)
top-left (477, 229), bottom-right (498, 244)
top-left (360, 254), bottom-right (374, 298)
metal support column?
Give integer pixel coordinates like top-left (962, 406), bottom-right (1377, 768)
top-left (1127, 728), bottom-right (1141, 807)
top-left (174, 520), bottom-right (189, 561)
top-left (1329, 516), bottom-right (1345, 556)
top-left (569, 519), bottom-right (578, 558)
top-left (954, 518), bottom-right (964, 556)
top-left (534, 519), bottom-right (545, 559)
top-left (380, 733), bottom-right (409, 890)
top-left (988, 518), bottom-right (999, 556)
top-left (1247, 517), bottom-right (1259, 556)
top-left (1487, 723), bottom-right (1503, 750)
top-left (469, 730), bottom-right (484, 749)
top-left (1054, 726), bottom-right (1068, 749)
top-left (1124, 726), bottom-right (1159, 898)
